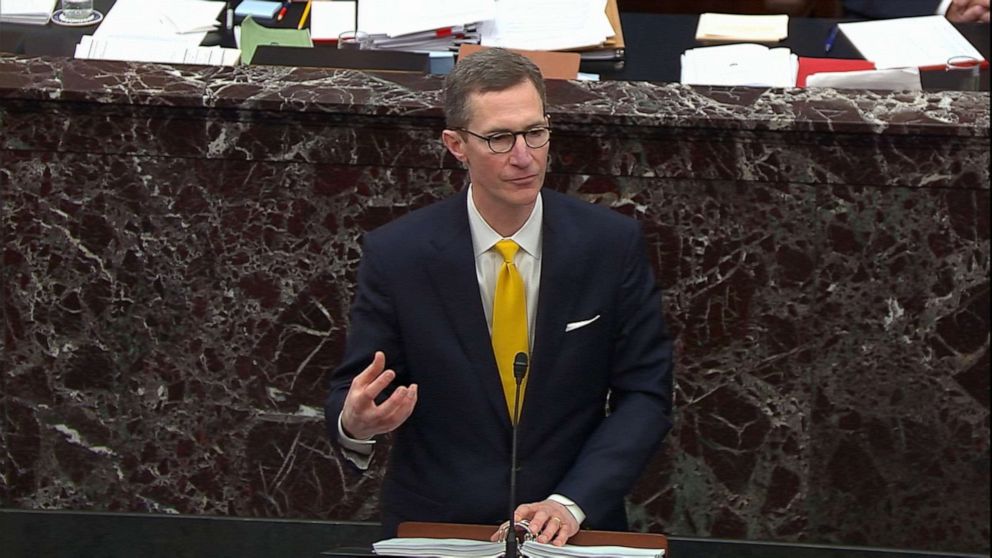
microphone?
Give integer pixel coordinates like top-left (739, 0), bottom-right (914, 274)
top-left (506, 352), bottom-right (529, 558)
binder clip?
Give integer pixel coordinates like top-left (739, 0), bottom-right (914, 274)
top-left (496, 519), bottom-right (536, 543)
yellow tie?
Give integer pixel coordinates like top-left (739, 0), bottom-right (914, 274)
top-left (491, 239), bottom-right (529, 423)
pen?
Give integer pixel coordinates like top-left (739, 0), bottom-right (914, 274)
top-left (277, 6), bottom-right (288, 21)
top-left (824, 25), bottom-right (839, 53)
top-left (297, 0), bottom-right (312, 30)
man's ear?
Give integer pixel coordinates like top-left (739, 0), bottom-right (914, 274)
top-left (442, 130), bottom-right (468, 163)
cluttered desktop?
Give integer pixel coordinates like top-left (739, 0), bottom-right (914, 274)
top-left (1, 0), bottom-right (989, 89)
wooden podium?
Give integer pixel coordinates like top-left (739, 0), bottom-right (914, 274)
top-left (397, 521), bottom-right (669, 551)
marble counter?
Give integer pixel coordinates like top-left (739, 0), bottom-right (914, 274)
top-left (1, 54), bottom-right (988, 553)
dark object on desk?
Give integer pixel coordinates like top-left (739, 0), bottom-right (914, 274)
top-left (252, 46), bottom-right (431, 73)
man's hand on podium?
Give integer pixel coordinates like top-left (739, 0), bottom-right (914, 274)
top-left (489, 499), bottom-right (579, 547)
top-left (341, 351), bottom-right (418, 440)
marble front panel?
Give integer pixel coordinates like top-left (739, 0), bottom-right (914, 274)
top-left (1, 55), bottom-right (988, 553)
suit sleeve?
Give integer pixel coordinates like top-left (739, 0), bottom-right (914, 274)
top-left (554, 223), bottom-right (674, 525)
top-left (323, 233), bottom-right (407, 451)
top-left (842, 0), bottom-right (943, 18)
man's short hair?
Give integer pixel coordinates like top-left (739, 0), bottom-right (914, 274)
top-left (443, 48), bottom-right (547, 129)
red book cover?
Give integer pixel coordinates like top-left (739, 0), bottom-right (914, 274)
top-left (797, 57), bottom-right (875, 87)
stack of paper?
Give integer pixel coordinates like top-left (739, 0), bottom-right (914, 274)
top-left (76, 0), bottom-right (238, 66)
top-left (372, 538), bottom-right (504, 558)
top-left (681, 43), bottom-right (798, 88)
top-left (357, 0), bottom-right (494, 51)
top-left (838, 15), bottom-right (985, 69)
top-left (371, 538), bottom-right (665, 558)
top-left (93, 0), bottom-right (225, 47)
top-left (480, 0), bottom-right (615, 51)
top-left (0, 0), bottom-right (57, 25)
top-left (695, 13), bottom-right (789, 42)
top-left (522, 540), bottom-right (664, 558)
top-left (75, 36), bottom-right (240, 66)
top-left (806, 67), bottom-right (922, 90)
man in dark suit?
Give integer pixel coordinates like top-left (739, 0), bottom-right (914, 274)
top-left (843, 0), bottom-right (989, 22)
top-left (324, 48), bottom-right (674, 546)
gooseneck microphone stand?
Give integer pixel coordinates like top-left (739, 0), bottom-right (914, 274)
top-left (505, 352), bottom-right (529, 558)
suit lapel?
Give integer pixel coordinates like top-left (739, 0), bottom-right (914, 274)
top-left (425, 190), bottom-right (512, 431)
top-left (522, 191), bottom-right (587, 426)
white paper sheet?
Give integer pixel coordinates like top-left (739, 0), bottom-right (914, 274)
top-left (0, 0), bottom-right (57, 24)
top-left (838, 15), bottom-right (985, 69)
top-left (806, 67), bottom-right (922, 90)
top-left (310, 0), bottom-right (357, 42)
top-left (93, 0), bottom-right (225, 47)
top-left (480, 0), bottom-right (612, 51)
top-left (358, 0), bottom-right (495, 38)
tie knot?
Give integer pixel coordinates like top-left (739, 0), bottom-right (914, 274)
top-left (494, 239), bottom-right (520, 263)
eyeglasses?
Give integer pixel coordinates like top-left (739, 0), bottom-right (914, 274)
top-left (455, 126), bottom-right (551, 154)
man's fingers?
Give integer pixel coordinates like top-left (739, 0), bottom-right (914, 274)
top-left (378, 385), bottom-right (418, 420)
top-left (352, 351), bottom-right (387, 388)
top-left (513, 500), bottom-right (576, 546)
top-left (362, 367), bottom-right (397, 400)
top-left (551, 522), bottom-right (571, 547)
top-left (359, 384), bottom-right (417, 433)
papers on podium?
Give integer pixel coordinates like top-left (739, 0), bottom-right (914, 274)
top-left (75, 0), bottom-right (237, 66)
top-left (695, 13), bottom-right (789, 43)
top-left (372, 538), bottom-right (664, 558)
top-left (838, 15), bottom-right (986, 69)
top-left (75, 36), bottom-right (240, 66)
top-left (373, 537), bottom-right (503, 557)
top-left (806, 67), bottom-right (922, 90)
top-left (310, 0), bottom-right (357, 43)
top-left (0, 0), bottom-right (56, 25)
top-left (479, 0), bottom-right (615, 52)
top-left (359, 0), bottom-right (494, 40)
top-left (681, 44), bottom-right (798, 88)
top-left (93, 0), bottom-right (225, 47)
top-left (355, 0), bottom-right (490, 51)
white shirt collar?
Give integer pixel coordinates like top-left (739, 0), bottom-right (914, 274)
top-left (467, 184), bottom-right (543, 259)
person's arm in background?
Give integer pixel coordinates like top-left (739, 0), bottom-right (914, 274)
top-left (844, 0), bottom-right (987, 20)
top-left (946, 0), bottom-right (990, 22)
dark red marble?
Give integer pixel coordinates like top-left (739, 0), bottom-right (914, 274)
top-left (1, 54), bottom-right (988, 554)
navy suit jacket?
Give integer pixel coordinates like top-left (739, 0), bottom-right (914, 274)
top-left (325, 188), bottom-right (674, 536)
top-left (843, 0), bottom-right (942, 19)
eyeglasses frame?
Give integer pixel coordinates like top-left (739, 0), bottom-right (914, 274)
top-left (453, 120), bottom-right (552, 154)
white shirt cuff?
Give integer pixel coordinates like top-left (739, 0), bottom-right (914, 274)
top-left (548, 494), bottom-right (586, 526)
top-left (337, 412), bottom-right (375, 469)
top-left (937, 0), bottom-right (953, 15)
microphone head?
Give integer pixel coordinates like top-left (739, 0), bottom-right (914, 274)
top-left (512, 352), bottom-right (528, 381)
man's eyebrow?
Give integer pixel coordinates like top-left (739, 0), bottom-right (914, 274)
top-left (481, 122), bottom-right (548, 134)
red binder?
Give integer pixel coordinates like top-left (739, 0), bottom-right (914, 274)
top-left (797, 57), bottom-right (876, 87)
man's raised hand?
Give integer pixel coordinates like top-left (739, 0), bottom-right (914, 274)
top-left (341, 351), bottom-right (418, 440)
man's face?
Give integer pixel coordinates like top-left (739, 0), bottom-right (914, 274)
top-left (443, 80), bottom-right (549, 223)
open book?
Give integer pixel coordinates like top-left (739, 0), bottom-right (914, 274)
top-left (681, 43), bottom-right (798, 88)
top-left (372, 537), bottom-right (664, 558)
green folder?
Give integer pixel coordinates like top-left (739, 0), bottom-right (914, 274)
top-left (240, 16), bottom-right (313, 65)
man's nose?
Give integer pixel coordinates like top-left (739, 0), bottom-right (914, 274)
top-left (507, 134), bottom-right (531, 164)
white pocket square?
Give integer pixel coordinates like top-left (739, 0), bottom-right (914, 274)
top-left (565, 315), bottom-right (600, 332)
